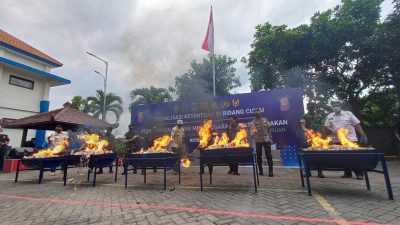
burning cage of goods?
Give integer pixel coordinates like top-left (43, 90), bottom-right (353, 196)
top-left (198, 120), bottom-right (251, 150)
top-left (304, 128), bottom-right (375, 151)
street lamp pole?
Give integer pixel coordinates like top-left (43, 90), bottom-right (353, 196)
top-left (87, 52), bottom-right (108, 121)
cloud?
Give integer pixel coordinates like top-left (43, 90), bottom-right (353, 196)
top-left (0, 0), bottom-right (392, 134)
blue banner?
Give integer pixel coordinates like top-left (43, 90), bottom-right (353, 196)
top-left (131, 88), bottom-right (304, 166)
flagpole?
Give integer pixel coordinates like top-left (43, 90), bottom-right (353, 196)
top-left (212, 52), bottom-right (216, 96)
top-left (211, 6), bottom-right (216, 97)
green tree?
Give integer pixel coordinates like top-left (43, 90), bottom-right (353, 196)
top-left (129, 86), bottom-right (172, 109)
top-left (246, 0), bottom-right (387, 118)
top-left (381, 0), bottom-right (400, 109)
top-left (172, 54), bottom-right (241, 100)
top-left (70, 96), bottom-right (92, 113)
top-left (87, 90), bottom-right (123, 122)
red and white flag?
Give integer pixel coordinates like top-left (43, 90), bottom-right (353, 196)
top-left (202, 7), bottom-right (214, 53)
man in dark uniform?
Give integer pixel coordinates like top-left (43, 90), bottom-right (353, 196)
top-left (300, 102), bottom-right (325, 178)
top-left (100, 127), bottom-right (116, 174)
top-left (227, 116), bottom-right (240, 175)
top-left (122, 123), bottom-right (140, 175)
top-left (0, 134), bottom-right (11, 171)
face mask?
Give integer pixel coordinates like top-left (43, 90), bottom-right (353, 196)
top-left (333, 106), bottom-right (341, 113)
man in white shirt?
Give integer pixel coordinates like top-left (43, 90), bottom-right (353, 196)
top-left (49, 124), bottom-right (69, 175)
top-left (324, 100), bottom-right (368, 179)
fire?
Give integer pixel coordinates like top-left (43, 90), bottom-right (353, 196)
top-left (306, 129), bottom-right (331, 149)
top-left (198, 120), bottom-right (251, 149)
top-left (181, 157), bottom-right (191, 168)
top-left (210, 132), bottom-right (229, 147)
top-left (33, 140), bottom-right (69, 158)
top-left (230, 128), bottom-right (250, 147)
top-left (337, 128), bottom-right (359, 148)
top-left (82, 134), bottom-right (109, 153)
top-left (305, 128), bottom-right (361, 150)
top-left (147, 135), bottom-right (171, 152)
top-left (199, 120), bottom-right (213, 148)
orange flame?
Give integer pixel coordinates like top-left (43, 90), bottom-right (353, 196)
top-left (210, 132), bottom-right (229, 147)
top-left (230, 128), bottom-right (250, 147)
top-left (33, 140), bottom-right (69, 158)
top-left (82, 134), bottom-right (109, 153)
top-left (181, 157), bottom-right (191, 168)
top-left (337, 129), bottom-right (359, 148)
top-left (199, 120), bottom-right (212, 148)
top-left (305, 129), bottom-right (331, 149)
top-left (148, 135), bottom-right (171, 152)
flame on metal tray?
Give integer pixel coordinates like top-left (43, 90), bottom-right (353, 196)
top-left (33, 140), bottom-right (69, 158)
top-left (82, 134), bottom-right (109, 153)
top-left (198, 120), bottom-right (250, 149)
top-left (198, 120), bottom-right (213, 148)
top-left (305, 128), bottom-right (360, 150)
top-left (148, 135), bottom-right (171, 151)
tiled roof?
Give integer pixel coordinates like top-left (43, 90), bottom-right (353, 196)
top-left (0, 29), bottom-right (63, 67)
top-left (1, 106), bottom-right (117, 130)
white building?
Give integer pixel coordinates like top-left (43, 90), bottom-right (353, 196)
top-left (0, 29), bottom-right (70, 147)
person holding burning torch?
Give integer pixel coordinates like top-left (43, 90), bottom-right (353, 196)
top-left (324, 100), bottom-right (368, 180)
top-left (171, 119), bottom-right (185, 174)
top-left (300, 102), bottom-right (325, 178)
top-left (252, 108), bottom-right (274, 177)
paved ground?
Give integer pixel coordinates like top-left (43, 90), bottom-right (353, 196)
top-left (0, 161), bottom-right (399, 225)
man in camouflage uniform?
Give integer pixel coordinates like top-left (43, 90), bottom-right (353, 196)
top-left (300, 102), bottom-right (325, 178)
top-left (122, 123), bottom-right (140, 175)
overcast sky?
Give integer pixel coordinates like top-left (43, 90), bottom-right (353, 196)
top-left (0, 0), bottom-right (394, 135)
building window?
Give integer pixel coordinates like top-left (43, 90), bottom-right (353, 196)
top-left (9, 75), bottom-right (34, 90)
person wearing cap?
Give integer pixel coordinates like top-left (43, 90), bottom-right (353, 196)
top-left (49, 125), bottom-right (69, 175)
top-left (300, 102), bottom-right (325, 178)
top-left (0, 134), bottom-right (11, 171)
top-left (324, 100), bottom-right (368, 180)
top-left (171, 120), bottom-right (185, 174)
top-left (251, 108), bottom-right (274, 177)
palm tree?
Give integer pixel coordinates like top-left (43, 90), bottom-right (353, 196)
top-left (70, 96), bottom-right (92, 113)
top-left (87, 90), bottom-right (123, 122)
top-left (129, 86), bottom-right (173, 110)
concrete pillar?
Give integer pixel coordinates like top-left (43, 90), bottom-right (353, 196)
top-left (35, 100), bottom-right (50, 147)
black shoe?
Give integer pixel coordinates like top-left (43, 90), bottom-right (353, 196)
top-left (318, 172), bottom-right (325, 178)
top-left (268, 170), bottom-right (274, 177)
top-left (259, 171), bottom-right (264, 176)
top-left (153, 169), bottom-right (157, 173)
top-left (133, 170), bottom-right (137, 174)
top-left (341, 174), bottom-right (352, 178)
top-left (227, 170), bottom-right (232, 174)
top-left (109, 170), bottom-right (114, 173)
top-left (122, 172), bottom-right (126, 175)
top-left (356, 175), bottom-right (363, 180)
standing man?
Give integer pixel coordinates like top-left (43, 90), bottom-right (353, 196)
top-left (252, 108), bottom-right (274, 177)
top-left (324, 100), bottom-right (368, 180)
top-left (171, 120), bottom-right (185, 174)
top-left (300, 102), bottom-right (325, 178)
top-left (101, 127), bottom-right (116, 174)
top-left (227, 116), bottom-right (240, 175)
top-left (0, 134), bottom-right (11, 171)
top-left (123, 123), bottom-right (140, 175)
top-left (49, 124), bottom-right (69, 175)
